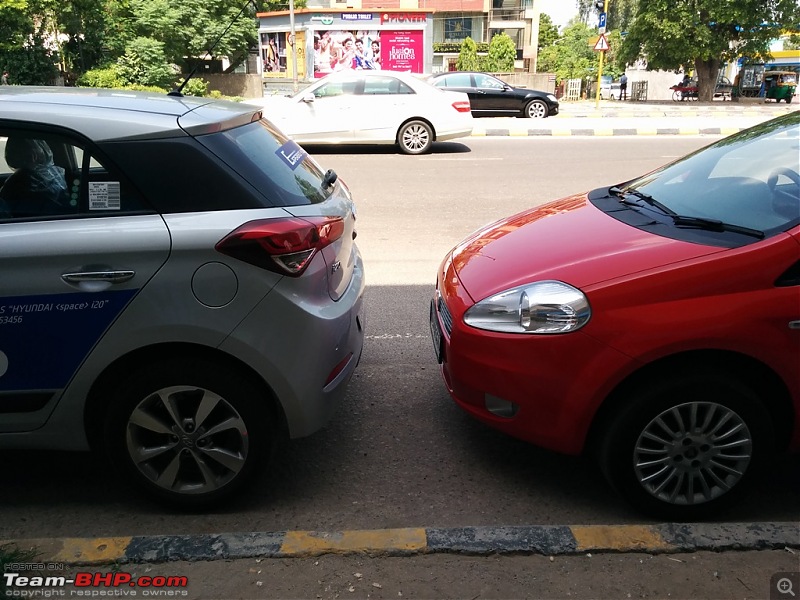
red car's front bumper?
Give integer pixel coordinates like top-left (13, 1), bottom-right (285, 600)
top-left (431, 257), bottom-right (634, 457)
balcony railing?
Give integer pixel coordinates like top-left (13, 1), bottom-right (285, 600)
top-left (489, 8), bottom-right (527, 22)
top-left (432, 41), bottom-right (490, 53)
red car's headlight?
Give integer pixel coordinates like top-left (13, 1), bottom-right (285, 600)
top-left (463, 280), bottom-right (591, 334)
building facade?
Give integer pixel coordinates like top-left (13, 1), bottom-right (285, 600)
top-left (256, 0), bottom-right (543, 86)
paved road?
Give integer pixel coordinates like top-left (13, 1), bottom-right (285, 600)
top-left (1, 136), bottom-right (798, 599)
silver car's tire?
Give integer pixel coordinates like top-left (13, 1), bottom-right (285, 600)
top-left (598, 372), bottom-right (772, 520)
top-left (104, 358), bottom-right (271, 508)
top-left (525, 100), bottom-right (548, 119)
top-left (398, 120), bottom-right (433, 155)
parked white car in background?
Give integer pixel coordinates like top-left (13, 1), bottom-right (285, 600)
top-left (247, 71), bottom-right (473, 155)
top-left (600, 82), bottom-right (622, 100)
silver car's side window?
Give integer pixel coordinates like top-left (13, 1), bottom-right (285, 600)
top-left (0, 133), bottom-right (73, 220)
top-left (0, 131), bottom-right (147, 221)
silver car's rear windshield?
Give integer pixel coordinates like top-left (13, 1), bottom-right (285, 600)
top-left (197, 118), bottom-right (330, 206)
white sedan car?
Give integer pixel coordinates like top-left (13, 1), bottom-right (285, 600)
top-left (247, 71), bottom-right (473, 154)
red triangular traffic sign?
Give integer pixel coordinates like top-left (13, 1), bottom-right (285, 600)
top-left (594, 34), bottom-right (609, 51)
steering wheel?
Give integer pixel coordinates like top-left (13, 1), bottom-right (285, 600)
top-left (767, 167), bottom-right (800, 191)
top-left (768, 167), bottom-right (800, 220)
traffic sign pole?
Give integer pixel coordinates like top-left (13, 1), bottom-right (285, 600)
top-left (594, 0), bottom-right (609, 109)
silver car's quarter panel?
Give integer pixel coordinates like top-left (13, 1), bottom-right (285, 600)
top-left (219, 241), bottom-right (366, 439)
top-left (0, 209), bottom-right (289, 448)
top-left (0, 205), bottom-right (364, 449)
top-left (283, 183), bottom-right (358, 302)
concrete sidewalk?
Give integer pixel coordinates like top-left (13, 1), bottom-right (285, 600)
top-left (471, 100), bottom-right (796, 136)
top-left (554, 98), bottom-right (796, 117)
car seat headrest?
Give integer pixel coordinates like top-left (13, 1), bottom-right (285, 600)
top-left (5, 137), bottom-right (53, 169)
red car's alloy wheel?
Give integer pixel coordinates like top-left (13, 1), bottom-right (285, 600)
top-left (598, 370), bottom-right (773, 520)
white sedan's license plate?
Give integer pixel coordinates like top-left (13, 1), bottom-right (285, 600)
top-left (430, 300), bottom-right (443, 364)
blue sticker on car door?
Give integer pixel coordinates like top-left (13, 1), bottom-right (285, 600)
top-left (0, 289), bottom-right (137, 392)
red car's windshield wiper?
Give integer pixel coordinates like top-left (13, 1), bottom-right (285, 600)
top-left (609, 186), bottom-right (765, 239)
top-left (610, 186), bottom-right (675, 215)
top-left (670, 215), bottom-right (765, 239)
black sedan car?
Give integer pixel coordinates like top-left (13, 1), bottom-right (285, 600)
top-left (426, 72), bottom-right (559, 118)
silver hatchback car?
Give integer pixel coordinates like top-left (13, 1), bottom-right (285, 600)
top-left (0, 87), bottom-right (365, 507)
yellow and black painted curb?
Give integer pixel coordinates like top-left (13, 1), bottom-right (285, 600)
top-left (4, 522), bottom-right (798, 566)
top-left (470, 126), bottom-right (746, 137)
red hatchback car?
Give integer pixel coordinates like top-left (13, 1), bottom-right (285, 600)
top-left (430, 112), bottom-right (800, 520)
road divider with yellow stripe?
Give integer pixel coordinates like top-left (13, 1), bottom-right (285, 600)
top-left (5, 522), bottom-right (797, 565)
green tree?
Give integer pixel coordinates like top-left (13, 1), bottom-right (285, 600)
top-left (119, 0), bottom-right (258, 71)
top-left (256, 0), bottom-right (308, 11)
top-left (606, 0), bottom-right (638, 32)
top-left (577, 0), bottom-right (594, 24)
top-left (537, 20), bottom-right (596, 83)
top-left (619, 0), bottom-right (800, 101)
top-left (1, 0), bottom-right (260, 85)
top-left (485, 32), bottom-right (516, 72)
top-left (55, 0), bottom-right (113, 74)
top-left (538, 12), bottom-right (560, 51)
top-left (578, 0), bottom-right (638, 31)
top-left (116, 36), bottom-right (176, 88)
top-left (0, 0), bottom-right (60, 84)
top-left (456, 37), bottom-right (481, 71)
top-left (603, 29), bottom-right (625, 79)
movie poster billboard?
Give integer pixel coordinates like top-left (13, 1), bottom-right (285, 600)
top-left (312, 29), bottom-right (423, 77)
top-left (261, 32), bottom-right (283, 78)
top-left (382, 31), bottom-right (423, 73)
top-left (313, 30), bottom-right (382, 78)
top-left (262, 32), bottom-right (307, 79)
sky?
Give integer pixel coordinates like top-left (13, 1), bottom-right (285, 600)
top-left (538, 0), bottom-right (580, 29)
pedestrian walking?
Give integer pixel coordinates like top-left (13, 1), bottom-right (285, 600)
top-left (1, 71), bottom-right (9, 85)
top-left (619, 72), bottom-right (628, 101)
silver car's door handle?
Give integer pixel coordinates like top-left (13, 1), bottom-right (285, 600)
top-left (61, 270), bottom-right (135, 284)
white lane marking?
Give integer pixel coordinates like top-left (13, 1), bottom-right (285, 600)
top-left (367, 334), bottom-right (429, 339)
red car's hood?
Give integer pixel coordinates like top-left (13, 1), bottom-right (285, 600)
top-left (451, 194), bottom-right (724, 301)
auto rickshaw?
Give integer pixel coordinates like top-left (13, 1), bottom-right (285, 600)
top-left (763, 70), bottom-right (797, 103)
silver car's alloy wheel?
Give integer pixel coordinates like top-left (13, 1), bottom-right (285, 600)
top-left (525, 100), bottom-right (547, 118)
top-left (125, 385), bottom-right (249, 495)
top-left (633, 401), bottom-right (752, 506)
top-left (399, 120), bottom-right (433, 155)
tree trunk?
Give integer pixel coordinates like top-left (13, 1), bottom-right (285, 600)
top-left (694, 57), bottom-right (721, 102)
